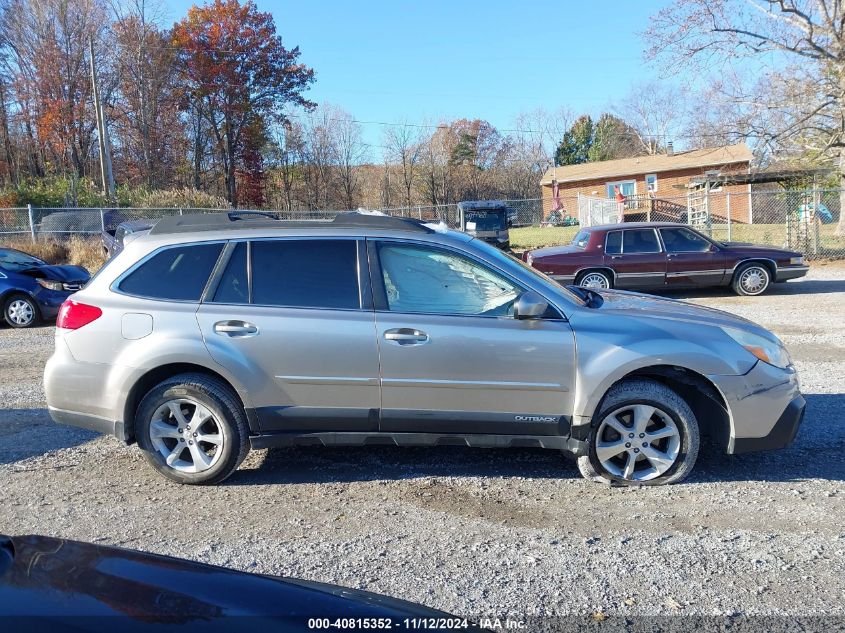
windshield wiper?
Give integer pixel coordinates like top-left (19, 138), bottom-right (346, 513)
top-left (566, 285), bottom-right (603, 308)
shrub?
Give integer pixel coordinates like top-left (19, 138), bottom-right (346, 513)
top-left (0, 236), bottom-right (106, 273)
top-left (135, 188), bottom-right (230, 210)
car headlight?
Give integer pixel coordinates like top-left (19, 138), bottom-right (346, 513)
top-left (36, 279), bottom-right (64, 291)
top-left (721, 326), bottom-right (792, 369)
top-left (789, 256), bottom-right (804, 265)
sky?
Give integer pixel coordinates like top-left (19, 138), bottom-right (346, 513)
top-left (164, 0), bottom-right (672, 155)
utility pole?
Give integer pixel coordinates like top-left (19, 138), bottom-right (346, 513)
top-left (89, 35), bottom-right (115, 199)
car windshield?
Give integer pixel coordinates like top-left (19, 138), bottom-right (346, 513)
top-left (571, 230), bottom-right (591, 249)
top-left (0, 248), bottom-right (45, 271)
top-left (469, 238), bottom-right (587, 306)
top-left (464, 210), bottom-right (505, 231)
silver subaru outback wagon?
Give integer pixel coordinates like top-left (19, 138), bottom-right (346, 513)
top-left (44, 212), bottom-right (805, 486)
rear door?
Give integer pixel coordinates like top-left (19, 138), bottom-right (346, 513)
top-left (370, 240), bottom-right (576, 436)
top-left (603, 228), bottom-right (666, 289)
top-left (196, 238), bottom-right (381, 432)
top-left (660, 227), bottom-right (726, 287)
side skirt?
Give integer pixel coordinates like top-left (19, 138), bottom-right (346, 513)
top-left (249, 431), bottom-right (587, 456)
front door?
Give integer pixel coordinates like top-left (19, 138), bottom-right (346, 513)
top-left (603, 228), bottom-right (667, 289)
top-left (659, 227), bottom-right (727, 287)
top-left (196, 238), bottom-right (381, 432)
top-left (370, 240), bottom-right (576, 436)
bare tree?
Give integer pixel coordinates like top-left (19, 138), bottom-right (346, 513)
top-left (384, 121), bottom-right (422, 209)
top-left (331, 108), bottom-right (365, 209)
top-left (646, 0), bottom-right (845, 235)
top-left (615, 81), bottom-right (689, 154)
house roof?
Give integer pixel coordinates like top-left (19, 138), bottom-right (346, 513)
top-left (540, 143), bottom-right (753, 185)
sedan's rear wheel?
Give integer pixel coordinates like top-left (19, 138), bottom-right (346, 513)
top-left (4, 294), bottom-right (39, 328)
top-left (136, 373), bottom-right (249, 485)
top-left (577, 270), bottom-right (612, 290)
top-left (577, 379), bottom-right (699, 486)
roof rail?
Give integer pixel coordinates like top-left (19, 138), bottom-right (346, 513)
top-left (149, 211), bottom-right (435, 236)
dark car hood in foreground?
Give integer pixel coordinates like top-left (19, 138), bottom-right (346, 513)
top-left (18, 264), bottom-right (89, 282)
top-left (0, 534), bottom-right (474, 631)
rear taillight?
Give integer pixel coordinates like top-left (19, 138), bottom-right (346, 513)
top-left (56, 300), bottom-right (102, 330)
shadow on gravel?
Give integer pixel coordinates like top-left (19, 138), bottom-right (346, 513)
top-left (226, 393), bottom-right (844, 486)
top-left (0, 407), bottom-right (97, 465)
top-left (228, 445), bottom-right (577, 485)
top-left (655, 277), bottom-right (845, 300)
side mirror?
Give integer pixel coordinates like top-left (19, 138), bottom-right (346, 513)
top-left (514, 291), bottom-right (549, 320)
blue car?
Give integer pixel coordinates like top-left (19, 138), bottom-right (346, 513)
top-left (0, 247), bottom-right (90, 328)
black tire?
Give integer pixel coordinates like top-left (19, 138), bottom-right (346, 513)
top-left (577, 379), bottom-right (700, 486)
top-left (3, 293), bottom-right (40, 328)
top-left (576, 269), bottom-right (613, 290)
top-left (732, 262), bottom-right (771, 296)
top-left (135, 373), bottom-right (249, 485)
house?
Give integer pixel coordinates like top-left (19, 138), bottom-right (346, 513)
top-left (540, 143), bottom-right (754, 223)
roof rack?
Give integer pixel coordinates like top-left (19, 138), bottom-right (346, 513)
top-left (149, 211), bottom-right (435, 236)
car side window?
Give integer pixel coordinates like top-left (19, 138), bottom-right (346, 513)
top-left (118, 243), bottom-right (223, 301)
top-left (377, 243), bottom-right (522, 316)
top-left (605, 231), bottom-right (622, 255)
top-left (212, 242), bottom-right (248, 304)
top-left (660, 228), bottom-right (712, 253)
top-left (251, 239), bottom-right (360, 309)
top-left (622, 229), bottom-right (661, 254)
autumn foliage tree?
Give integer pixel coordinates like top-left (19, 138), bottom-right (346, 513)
top-left (172, 0), bottom-right (314, 206)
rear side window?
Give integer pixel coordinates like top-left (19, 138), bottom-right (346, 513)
top-left (118, 243), bottom-right (223, 301)
top-left (622, 229), bottom-right (661, 254)
top-left (605, 231), bottom-right (622, 254)
top-left (572, 230), bottom-right (591, 249)
top-left (213, 242), bottom-right (248, 304)
top-left (251, 240), bottom-right (360, 309)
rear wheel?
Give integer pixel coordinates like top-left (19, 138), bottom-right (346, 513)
top-left (577, 379), bottom-right (700, 486)
top-left (577, 270), bottom-right (613, 290)
top-left (732, 263), bottom-right (771, 296)
top-left (135, 373), bottom-right (249, 485)
top-left (3, 294), bottom-right (39, 328)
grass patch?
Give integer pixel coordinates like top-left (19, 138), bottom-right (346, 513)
top-left (0, 236), bottom-right (107, 272)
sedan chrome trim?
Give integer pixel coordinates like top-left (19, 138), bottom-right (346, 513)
top-left (666, 269), bottom-right (727, 278)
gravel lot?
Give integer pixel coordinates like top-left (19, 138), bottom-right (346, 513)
top-left (1, 263), bottom-right (843, 624)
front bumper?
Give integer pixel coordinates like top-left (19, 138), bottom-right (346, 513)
top-left (708, 361), bottom-right (804, 454)
top-left (32, 288), bottom-right (75, 319)
top-left (730, 395), bottom-right (805, 453)
top-left (775, 265), bottom-right (809, 282)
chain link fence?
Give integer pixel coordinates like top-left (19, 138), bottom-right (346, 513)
top-left (1, 189), bottom-right (843, 259)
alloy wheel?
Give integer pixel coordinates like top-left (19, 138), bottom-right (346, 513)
top-left (7, 299), bottom-right (34, 326)
top-left (149, 398), bottom-right (225, 473)
top-left (739, 266), bottom-right (768, 294)
top-left (594, 404), bottom-right (681, 481)
top-left (580, 273), bottom-right (610, 289)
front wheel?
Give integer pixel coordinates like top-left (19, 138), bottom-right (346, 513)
top-left (135, 373), bottom-right (249, 485)
top-left (577, 379), bottom-right (700, 486)
top-left (4, 294), bottom-right (40, 328)
top-left (577, 270), bottom-right (613, 290)
top-left (732, 263), bottom-right (771, 296)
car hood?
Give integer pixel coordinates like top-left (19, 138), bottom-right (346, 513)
top-left (0, 534), bottom-right (470, 625)
top-left (592, 289), bottom-right (776, 340)
top-left (17, 264), bottom-right (90, 282)
top-left (720, 243), bottom-right (799, 257)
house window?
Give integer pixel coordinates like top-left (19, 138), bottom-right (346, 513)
top-left (645, 174), bottom-right (658, 194)
top-left (606, 180), bottom-right (636, 199)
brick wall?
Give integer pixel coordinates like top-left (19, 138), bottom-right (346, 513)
top-left (542, 163), bottom-right (752, 223)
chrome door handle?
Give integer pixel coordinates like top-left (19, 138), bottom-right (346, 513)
top-left (384, 328), bottom-right (429, 345)
top-left (213, 320), bottom-right (258, 337)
